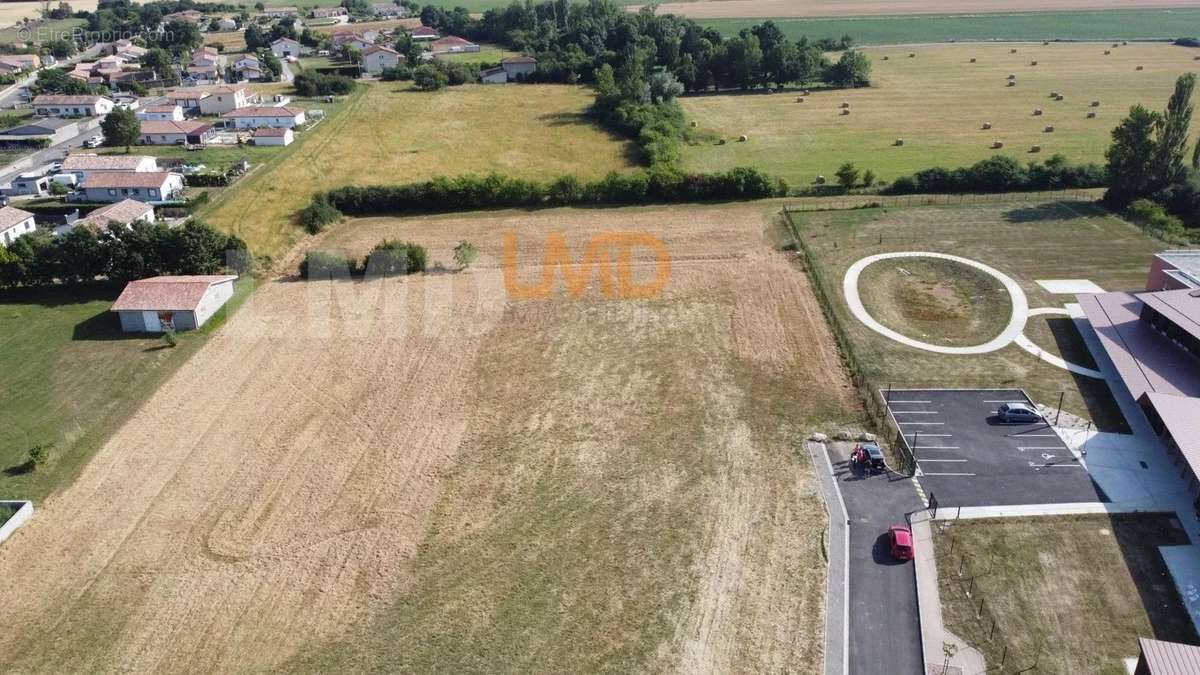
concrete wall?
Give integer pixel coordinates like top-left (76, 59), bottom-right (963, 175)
top-left (194, 279), bottom-right (235, 328)
top-left (0, 501), bottom-right (33, 546)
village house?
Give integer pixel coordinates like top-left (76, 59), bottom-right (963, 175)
top-left (221, 106), bottom-right (307, 129)
top-left (410, 25), bottom-right (438, 40)
top-left (253, 127), bottom-right (294, 146)
top-left (77, 198), bottom-right (155, 231)
top-left (0, 118), bottom-right (82, 146)
top-left (198, 86), bottom-right (256, 115)
top-left (361, 45), bottom-right (401, 74)
top-left (430, 36), bottom-right (479, 54)
top-left (271, 37), bottom-right (304, 58)
top-left (5, 172), bottom-right (50, 197)
top-left (163, 9), bottom-right (204, 24)
top-left (311, 6), bottom-right (347, 18)
top-left (167, 90), bottom-right (210, 114)
top-left (109, 39), bottom-right (147, 61)
top-left (372, 3), bottom-right (407, 16)
top-left (32, 94), bottom-right (114, 117)
top-left (80, 171), bottom-right (184, 203)
top-left (480, 66), bottom-right (506, 84)
top-left (0, 205), bottom-right (36, 247)
top-left (140, 120), bottom-right (217, 145)
top-left (0, 54), bottom-right (40, 74)
top-left (61, 154), bottom-right (159, 182)
top-left (215, 17), bottom-right (237, 31)
top-left (137, 104), bottom-right (185, 122)
top-left (262, 6), bottom-right (298, 18)
top-left (501, 55), bottom-right (537, 80)
top-left (111, 275), bottom-right (238, 332)
top-left (331, 31), bottom-right (374, 52)
top-left (233, 55), bottom-right (265, 81)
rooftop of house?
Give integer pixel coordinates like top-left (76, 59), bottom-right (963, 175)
top-left (145, 104), bottom-right (180, 113)
top-left (0, 118), bottom-right (79, 135)
top-left (31, 94), bottom-right (110, 106)
top-left (1158, 250), bottom-right (1200, 289)
top-left (222, 106), bottom-right (304, 117)
top-left (0, 205), bottom-right (34, 231)
top-left (502, 55), bottom-right (537, 64)
top-left (1137, 287), bottom-right (1200, 342)
top-left (431, 35), bottom-right (475, 47)
top-left (80, 198), bottom-right (155, 228)
top-left (81, 171), bottom-right (179, 189)
top-left (62, 154), bottom-right (156, 171)
top-left (1138, 637), bottom-right (1200, 674)
top-left (253, 127), bottom-right (291, 137)
top-left (140, 120), bottom-right (212, 135)
top-left (111, 275), bottom-right (237, 312)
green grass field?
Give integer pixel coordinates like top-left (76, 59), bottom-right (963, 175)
top-left (682, 42), bottom-right (1200, 186)
top-left (703, 8), bottom-right (1200, 45)
top-left (0, 17), bottom-right (85, 45)
top-left (0, 280), bottom-right (254, 504)
top-left (434, 45), bottom-right (522, 64)
top-left (790, 198), bottom-right (1164, 431)
top-left (202, 81), bottom-right (636, 260)
top-left (96, 144), bottom-right (282, 172)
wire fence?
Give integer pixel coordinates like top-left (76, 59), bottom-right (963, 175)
top-left (785, 188), bottom-right (1104, 213)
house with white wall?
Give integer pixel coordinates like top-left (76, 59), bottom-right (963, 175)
top-left (0, 205), bottom-right (36, 247)
top-left (111, 275), bottom-right (238, 332)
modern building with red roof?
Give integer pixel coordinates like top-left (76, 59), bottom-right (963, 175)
top-left (430, 35), bottom-right (479, 54)
top-left (1078, 255), bottom-right (1200, 492)
top-left (111, 275), bottom-right (238, 332)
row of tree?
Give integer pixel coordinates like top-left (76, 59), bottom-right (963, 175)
top-left (883, 154), bottom-right (1107, 195)
top-left (1104, 73), bottom-right (1200, 228)
top-left (0, 219), bottom-right (246, 289)
top-left (314, 166), bottom-right (786, 217)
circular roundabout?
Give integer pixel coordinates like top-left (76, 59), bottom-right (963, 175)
top-left (842, 252), bottom-right (1104, 377)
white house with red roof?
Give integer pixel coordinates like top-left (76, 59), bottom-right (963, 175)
top-left (80, 171), bottom-right (184, 203)
top-left (410, 25), bottom-right (438, 40)
top-left (221, 106), bottom-right (306, 129)
top-left (136, 104), bottom-right (185, 122)
top-left (111, 275), bottom-right (238, 332)
top-left (0, 205), bottom-right (36, 248)
top-left (361, 45), bottom-right (402, 74)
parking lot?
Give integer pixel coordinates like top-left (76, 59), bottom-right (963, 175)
top-left (883, 389), bottom-right (1107, 507)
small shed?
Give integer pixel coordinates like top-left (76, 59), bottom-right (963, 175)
top-left (111, 275), bottom-right (237, 332)
top-left (253, 127), bottom-right (294, 146)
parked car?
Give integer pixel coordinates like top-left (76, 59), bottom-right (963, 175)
top-left (996, 402), bottom-right (1043, 424)
top-left (83, 135), bottom-right (103, 149)
top-left (851, 443), bottom-right (886, 473)
top-left (888, 525), bottom-right (914, 561)
top-left (48, 162), bottom-right (62, 174)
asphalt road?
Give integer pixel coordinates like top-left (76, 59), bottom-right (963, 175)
top-left (829, 443), bottom-right (926, 675)
top-left (886, 389), bottom-right (1106, 507)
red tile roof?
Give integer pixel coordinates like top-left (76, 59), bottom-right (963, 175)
top-left (112, 275), bottom-right (237, 312)
top-left (81, 171), bottom-right (178, 189)
top-left (431, 36), bottom-right (475, 48)
top-left (253, 127), bottom-right (290, 137)
top-left (0, 205), bottom-right (34, 231)
top-left (221, 106), bottom-right (304, 118)
top-left (140, 120), bottom-right (212, 135)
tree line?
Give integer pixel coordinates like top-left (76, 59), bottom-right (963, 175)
top-left (883, 154), bottom-right (1107, 195)
top-left (303, 166), bottom-right (786, 224)
top-left (0, 219), bottom-right (246, 289)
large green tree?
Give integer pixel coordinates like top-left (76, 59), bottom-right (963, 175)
top-left (1153, 73), bottom-right (1196, 187)
top-left (1104, 104), bottom-right (1162, 206)
top-left (101, 107), bottom-right (141, 152)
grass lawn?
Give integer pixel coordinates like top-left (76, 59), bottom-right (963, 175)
top-left (0, 17), bottom-right (85, 45)
top-left (434, 45), bottom-right (522, 65)
top-left (95, 144), bottom-right (283, 172)
top-left (201, 81), bottom-right (637, 260)
top-left (703, 8), bottom-right (1200, 45)
top-left (681, 42), bottom-right (1200, 186)
top-left (789, 198), bottom-right (1164, 431)
top-left (203, 30), bottom-right (248, 53)
top-left (934, 514), bottom-right (1197, 674)
top-left (0, 279), bottom-right (255, 504)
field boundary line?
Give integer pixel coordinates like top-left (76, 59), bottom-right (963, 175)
top-left (806, 441), bottom-right (849, 675)
top-left (784, 187), bottom-right (1102, 213)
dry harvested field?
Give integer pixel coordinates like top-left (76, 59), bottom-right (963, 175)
top-left (682, 42), bottom-right (1200, 185)
top-left (631, 0), bottom-right (1200, 19)
top-left (0, 0), bottom-right (98, 28)
top-left (0, 202), bottom-right (856, 673)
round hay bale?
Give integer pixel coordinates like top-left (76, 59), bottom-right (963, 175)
top-left (1050, 91), bottom-right (1059, 97)
top-left (1043, 40), bottom-right (1050, 45)
top-left (1136, 65), bottom-right (1144, 71)
top-left (809, 432), bottom-right (829, 442)
top-left (1123, 40), bottom-right (1128, 45)
top-left (795, 96), bottom-right (804, 103)
top-left (909, 52), bottom-right (916, 58)
top-left (840, 101), bottom-right (850, 108)
top-left (969, 57), bottom-right (977, 63)
top-left (1055, 94), bottom-right (1064, 101)
top-left (1104, 50), bottom-right (1111, 55)
top-left (840, 109), bottom-right (850, 115)
top-left (1091, 100), bottom-right (1100, 107)
top-left (1033, 108), bottom-right (1043, 115)
top-left (803, 90), bottom-right (811, 96)
top-left (1010, 48), bottom-right (1018, 53)
top-left (1044, 125), bottom-right (1055, 132)
top-left (894, 138), bottom-right (904, 146)
top-left (1112, 42), bottom-right (1119, 47)
top-left (815, 175), bottom-right (826, 184)
top-left (1007, 81), bottom-right (1016, 87)
top-left (1030, 144), bottom-right (1041, 152)
top-left (882, 55), bottom-right (889, 60)
top-left (1030, 60), bottom-right (1038, 66)
top-left (1194, 55), bottom-right (1200, 61)
top-left (717, 138), bottom-right (726, 145)
top-left (982, 121), bottom-right (993, 129)
top-left (1086, 111), bottom-right (1097, 118)
top-left (992, 140), bottom-right (1004, 149)
top-left (738, 134), bottom-right (748, 142)
top-left (689, 120), bottom-right (697, 127)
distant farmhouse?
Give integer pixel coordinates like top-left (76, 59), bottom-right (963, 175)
top-left (32, 94), bottom-right (114, 117)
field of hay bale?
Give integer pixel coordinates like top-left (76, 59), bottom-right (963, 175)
top-left (681, 42), bottom-right (1200, 186)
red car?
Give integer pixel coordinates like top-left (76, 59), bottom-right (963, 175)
top-left (888, 525), bottom-right (914, 561)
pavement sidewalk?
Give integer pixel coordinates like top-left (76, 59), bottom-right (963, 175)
top-left (910, 510), bottom-right (986, 675)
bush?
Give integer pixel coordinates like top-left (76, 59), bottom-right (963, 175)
top-left (365, 240), bottom-right (427, 276)
top-left (300, 194), bottom-right (342, 233)
top-left (884, 155), bottom-right (1107, 194)
top-left (293, 71), bottom-right (356, 96)
top-left (301, 250), bottom-right (354, 279)
top-left (27, 444), bottom-right (51, 470)
top-left (380, 65), bottom-right (412, 81)
top-left (413, 64), bottom-right (448, 91)
top-left (453, 240), bottom-right (478, 268)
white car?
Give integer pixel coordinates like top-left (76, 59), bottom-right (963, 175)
top-left (996, 402), bottom-right (1043, 423)
top-left (83, 135), bottom-right (103, 148)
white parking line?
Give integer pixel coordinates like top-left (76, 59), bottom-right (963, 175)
top-left (911, 433), bottom-right (953, 437)
top-left (1013, 433), bottom-right (1058, 437)
top-left (886, 400), bottom-right (932, 404)
top-left (919, 459), bottom-right (968, 462)
top-left (898, 422), bottom-right (945, 425)
top-left (1029, 463), bottom-right (1084, 468)
top-left (922, 472), bottom-right (977, 476)
top-left (983, 400), bottom-right (1026, 403)
top-left (1018, 446), bottom-right (1065, 450)
top-left (914, 446), bottom-right (960, 450)
top-left (892, 411), bottom-right (938, 414)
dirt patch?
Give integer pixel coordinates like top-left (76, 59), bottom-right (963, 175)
top-left (858, 257), bottom-right (1011, 347)
top-left (0, 202), bottom-right (856, 672)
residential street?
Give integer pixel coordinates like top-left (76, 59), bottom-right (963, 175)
top-left (827, 442), bottom-right (926, 675)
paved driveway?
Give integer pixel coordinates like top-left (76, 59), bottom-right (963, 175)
top-left (885, 389), bottom-right (1106, 507)
top-left (828, 443), bottom-right (925, 675)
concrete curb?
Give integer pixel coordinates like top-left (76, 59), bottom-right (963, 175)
top-left (806, 441), bottom-right (849, 675)
top-left (929, 501), bottom-right (1161, 521)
